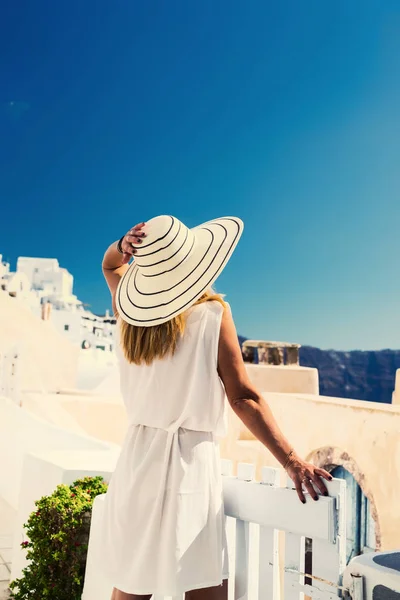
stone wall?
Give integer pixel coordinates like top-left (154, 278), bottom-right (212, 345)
top-left (220, 392), bottom-right (400, 551)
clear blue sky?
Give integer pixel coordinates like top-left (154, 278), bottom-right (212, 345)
top-left (1, 1), bottom-right (399, 350)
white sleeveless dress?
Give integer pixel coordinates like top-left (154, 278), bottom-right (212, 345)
top-left (99, 301), bottom-right (229, 596)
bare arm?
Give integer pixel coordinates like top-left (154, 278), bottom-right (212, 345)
top-left (102, 223), bottom-right (146, 312)
top-left (218, 305), bottom-right (332, 502)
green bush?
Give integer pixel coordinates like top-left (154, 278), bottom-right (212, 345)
top-left (9, 476), bottom-right (108, 600)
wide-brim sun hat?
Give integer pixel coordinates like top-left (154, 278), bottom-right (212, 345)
top-left (116, 215), bottom-right (244, 326)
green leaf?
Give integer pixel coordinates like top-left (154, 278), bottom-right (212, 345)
top-left (9, 477), bottom-right (107, 599)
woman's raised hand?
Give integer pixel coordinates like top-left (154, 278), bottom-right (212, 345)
top-left (120, 223), bottom-right (146, 264)
top-left (286, 456), bottom-right (332, 503)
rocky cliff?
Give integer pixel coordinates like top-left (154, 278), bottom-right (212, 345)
top-left (238, 336), bottom-right (399, 404)
top-left (300, 346), bottom-right (400, 404)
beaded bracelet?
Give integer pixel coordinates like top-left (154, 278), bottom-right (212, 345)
top-left (283, 449), bottom-right (295, 470)
top-left (116, 236), bottom-right (125, 254)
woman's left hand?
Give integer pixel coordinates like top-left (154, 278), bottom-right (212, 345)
top-left (286, 456), bottom-right (332, 503)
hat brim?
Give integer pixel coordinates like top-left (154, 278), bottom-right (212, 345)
top-left (116, 216), bottom-right (243, 326)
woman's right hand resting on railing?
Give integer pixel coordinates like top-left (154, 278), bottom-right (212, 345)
top-left (217, 304), bottom-right (332, 504)
top-left (284, 452), bottom-right (332, 504)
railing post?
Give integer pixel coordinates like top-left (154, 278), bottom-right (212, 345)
top-left (259, 467), bottom-right (281, 600)
top-left (234, 463), bottom-right (255, 600)
top-left (351, 574), bottom-right (364, 600)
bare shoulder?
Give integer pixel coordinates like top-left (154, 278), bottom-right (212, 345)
top-left (218, 304), bottom-right (258, 403)
top-left (218, 304), bottom-right (243, 370)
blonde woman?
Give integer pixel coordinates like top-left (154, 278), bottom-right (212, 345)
top-left (99, 216), bottom-right (331, 600)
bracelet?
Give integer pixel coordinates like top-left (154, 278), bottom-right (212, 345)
top-left (283, 449), bottom-right (295, 470)
top-left (116, 236), bottom-right (125, 254)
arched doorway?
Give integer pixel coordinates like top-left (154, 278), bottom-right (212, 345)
top-left (331, 465), bottom-right (376, 563)
top-left (307, 447), bottom-right (380, 563)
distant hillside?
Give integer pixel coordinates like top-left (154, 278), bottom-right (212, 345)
top-left (238, 336), bottom-right (400, 404)
top-left (238, 335), bottom-right (247, 347)
top-left (301, 347), bottom-right (400, 404)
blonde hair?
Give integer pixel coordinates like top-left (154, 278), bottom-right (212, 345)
top-left (118, 289), bottom-right (226, 365)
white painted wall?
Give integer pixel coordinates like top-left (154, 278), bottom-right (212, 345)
top-left (0, 395), bottom-right (112, 509)
top-left (93, 367), bottom-right (120, 396)
top-left (50, 308), bottom-right (83, 345)
top-left (1, 272), bottom-right (30, 295)
top-left (47, 308), bottom-right (116, 350)
top-left (0, 292), bottom-right (78, 392)
top-left (11, 449), bottom-right (119, 582)
top-left (0, 347), bottom-right (21, 404)
top-left (22, 392), bottom-right (90, 434)
top-left (76, 349), bottom-right (118, 390)
top-left (0, 255), bottom-right (10, 278)
top-left (17, 257), bottom-right (73, 297)
top-left (245, 364), bottom-right (319, 395)
top-left (17, 257), bottom-right (57, 290)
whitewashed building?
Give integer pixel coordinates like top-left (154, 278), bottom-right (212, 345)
top-left (16, 257), bottom-right (76, 310)
top-left (0, 256), bottom-right (38, 309)
top-left (0, 255), bottom-right (10, 279)
top-left (0, 255), bottom-right (117, 352)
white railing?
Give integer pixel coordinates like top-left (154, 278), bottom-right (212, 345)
top-left (83, 460), bottom-right (347, 600)
top-left (220, 460), bottom-right (346, 600)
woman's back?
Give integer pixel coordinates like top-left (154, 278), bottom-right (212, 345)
top-left (97, 216), bottom-right (331, 600)
top-left (116, 300), bottom-right (227, 437)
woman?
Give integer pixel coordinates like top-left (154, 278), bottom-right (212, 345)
top-left (100, 215), bottom-right (331, 600)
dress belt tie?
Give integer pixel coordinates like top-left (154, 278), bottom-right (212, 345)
top-left (129, 418), bottom-right (209, 435)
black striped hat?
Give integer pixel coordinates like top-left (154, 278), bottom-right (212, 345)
top-left (116, 215), bottom-right (243, 326)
